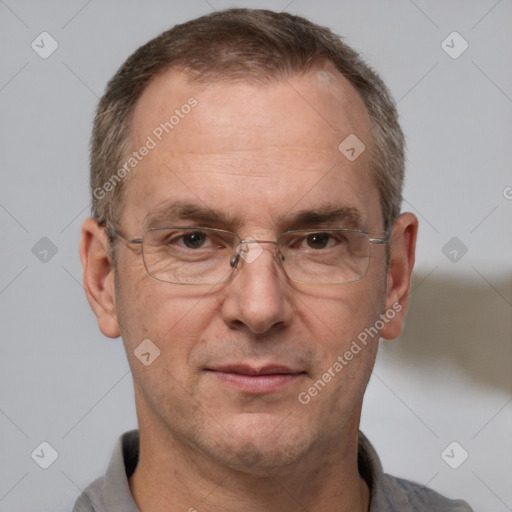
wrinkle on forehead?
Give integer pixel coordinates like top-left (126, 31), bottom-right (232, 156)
top-left (156, 145), bottom-right (341, 179)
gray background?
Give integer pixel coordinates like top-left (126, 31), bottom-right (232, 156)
top-left (1, 0), bottom-right (511, 510)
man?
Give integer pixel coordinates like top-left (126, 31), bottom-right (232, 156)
top-left (75, 8), bottom-right (472, 512)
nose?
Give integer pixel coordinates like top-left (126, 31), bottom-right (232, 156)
top-left (221, 241), bottom-right (294, 335)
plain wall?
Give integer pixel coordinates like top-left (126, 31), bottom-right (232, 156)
top-left (1, 1), bottom-right (511, 511)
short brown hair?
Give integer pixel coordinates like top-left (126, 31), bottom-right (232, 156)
top-left (90, 8), bottom-right (404, 232)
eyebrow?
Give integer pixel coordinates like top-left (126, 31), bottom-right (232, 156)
top-left (143, 201), bottom-right (365, 232)
top-left (144, 201), bottom-right (239, 230)
top-left (282, 205), bottom-right (365, 231)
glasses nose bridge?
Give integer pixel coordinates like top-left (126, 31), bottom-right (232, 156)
top-left (230, 238), bottom-right (282, 269)
top-left (241, 238), bottom-right (278, 246)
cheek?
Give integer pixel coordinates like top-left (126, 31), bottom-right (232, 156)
top-left (115, 268), bottom-right (219, 371)
top-left (297, 276), bottom-right (386, 348)
top-left (293, 281), bottom-right (385, 402)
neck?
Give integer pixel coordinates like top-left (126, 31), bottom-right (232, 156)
top-left (129, 412), bottom-right (370, 512)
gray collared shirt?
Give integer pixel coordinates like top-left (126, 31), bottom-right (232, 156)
top-left (73, 430), bottom-right (473, 512)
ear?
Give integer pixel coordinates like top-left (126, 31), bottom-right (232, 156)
top-left (80, 217), bottom-right (120, 338)
top-left (380, 212), bottom-right (418, 340)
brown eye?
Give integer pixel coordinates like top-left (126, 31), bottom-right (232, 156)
top-left (306, 233), bottom-right (331, 249)
top-left (182, 232), bottom-right (207, 248)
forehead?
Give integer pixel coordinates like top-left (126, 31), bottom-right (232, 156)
top-left (131, 65), bottom-right (372, 152)
top-left (122, 67), bottom-right (381, 232)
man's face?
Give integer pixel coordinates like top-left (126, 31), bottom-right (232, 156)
top-left (111, 68), bottom-right (397, 470)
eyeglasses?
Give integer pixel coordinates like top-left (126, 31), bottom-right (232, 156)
top-left (108, 225), bottom-right (389, 285)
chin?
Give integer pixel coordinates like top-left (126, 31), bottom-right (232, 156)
top-left (209, 412), bottom-right (315, 474)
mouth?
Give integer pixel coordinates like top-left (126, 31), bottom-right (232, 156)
top-left (205, 364), bottom-right (307, 393)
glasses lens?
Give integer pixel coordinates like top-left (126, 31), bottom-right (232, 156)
top-left (142, 228), bottom-right (239, 284)
top-left (139, 227), bottom-right (372, 285)
top-left (278, 230), bottom-right (371, 284)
